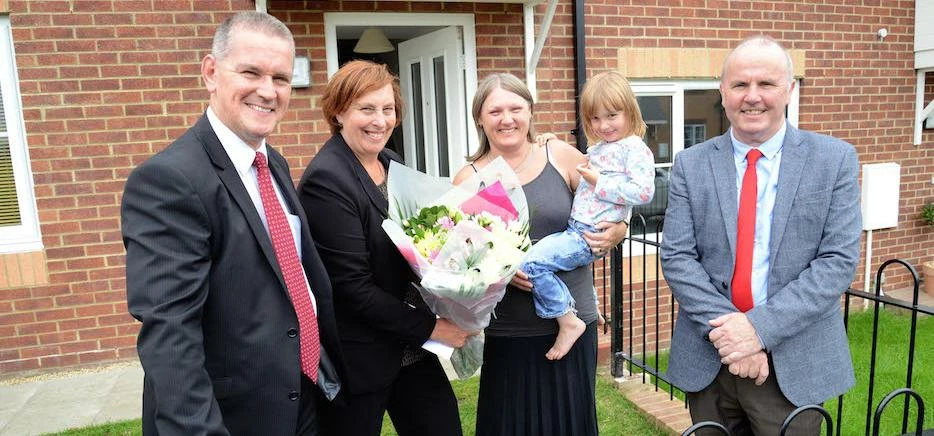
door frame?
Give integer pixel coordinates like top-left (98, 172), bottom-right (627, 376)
top-left (323, 13), bottom-right (480, 157)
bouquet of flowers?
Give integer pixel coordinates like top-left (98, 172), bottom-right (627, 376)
top-left (381, 158), bottom-right (530, 378)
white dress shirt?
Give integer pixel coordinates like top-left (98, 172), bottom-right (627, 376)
top-left (206, 108), bottom-right (317, 311)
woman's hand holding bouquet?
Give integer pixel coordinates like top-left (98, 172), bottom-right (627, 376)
top-left (382, 158), bottom-right (529, 378)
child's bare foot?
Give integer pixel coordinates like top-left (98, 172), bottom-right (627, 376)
top-left (546, 312), bottom-right (586, 360)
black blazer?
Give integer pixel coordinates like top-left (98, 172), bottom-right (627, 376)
top-left (297, 134), bottom-right (436, 396)
top-left (122, 114), bottom-right (342, 435)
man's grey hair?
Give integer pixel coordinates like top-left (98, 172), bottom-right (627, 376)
top-left (722, 35), bottom-right (794, 86)
top-left (211, 11), bottom-right (294, 61)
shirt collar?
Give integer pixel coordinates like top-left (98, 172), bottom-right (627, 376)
top-left (730, 122), bottom-right (786, 161)
top-left (206, 107), bottom-right (269, 178)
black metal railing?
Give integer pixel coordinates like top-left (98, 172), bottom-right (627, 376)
top-left (603, 214), bottom-right (932, 436)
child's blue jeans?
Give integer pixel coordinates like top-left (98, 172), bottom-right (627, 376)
top-left (521, 219), bottom-right (599, 319)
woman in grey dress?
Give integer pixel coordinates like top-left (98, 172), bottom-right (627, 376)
top-left (452, 73), bottom-right (628, 436)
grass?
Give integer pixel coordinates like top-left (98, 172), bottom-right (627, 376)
top-left (49, 309), bottom-right (929, 435)
top-left (44, 420), bottom-right (139, 436)
top-left (380, 371), bottom-right (668, 435)
top-left (826, 308), bottom-right (933, 435)
top-left (45, 370), bottom-right (667, 436)
top-left (627, 308), bottom-right (933, 435)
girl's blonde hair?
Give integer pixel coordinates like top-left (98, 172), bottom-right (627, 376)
top-left (579, 71), bottom-right (646, 144)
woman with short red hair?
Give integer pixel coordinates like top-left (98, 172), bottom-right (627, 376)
top-left (298, 60), bottom-right (469, 436)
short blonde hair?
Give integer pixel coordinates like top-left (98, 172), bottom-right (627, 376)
top-left (468, 73), bottom-right (535, 162)
top-left (579, 71), bottom-right (646, 143)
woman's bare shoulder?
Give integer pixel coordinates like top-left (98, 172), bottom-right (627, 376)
top-left (546, 139), bottom-right (585, 170)
top-left (452, 164), bottom-right (476, 185)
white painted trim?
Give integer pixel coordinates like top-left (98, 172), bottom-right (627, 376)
top-left (524, 4), bottom-right (536, 98)
top-left (788, 79), bottom-right (800, 128)
top-left (255, 0), bottom-right (266, 12)
top-left (0, 17), bottom-right (43, 253)
top-left (915, 68), bottom-right (933, 145)
top-left (524, 0), bottom-right (558, 100)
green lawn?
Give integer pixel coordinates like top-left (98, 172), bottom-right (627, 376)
top-left (45, 370), bottom-right (667, 436)
top-left (49, 308), bottom-right (928, 436)
top-left (628, 308), bottom-right (933, 435)
top-left (826, 308), bottom-right (933, 435)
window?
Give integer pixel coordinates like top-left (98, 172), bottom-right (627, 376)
top-left (628, 80), bottom-right (800, 237)
top-left (0, 15), bottom-right (42, 252)
top-left (684, 123), bottom-right (707, 148)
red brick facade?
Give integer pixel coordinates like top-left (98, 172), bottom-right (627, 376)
top-left (0, 0), bottom-right (930, 375)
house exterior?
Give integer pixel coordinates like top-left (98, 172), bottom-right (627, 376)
top-left (0, 0), bottom-right (931, 375)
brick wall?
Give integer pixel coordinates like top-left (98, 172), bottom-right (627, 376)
top-left (1, 0), bottom-right (930, 375)
top-left (1, 0), bottom-right (249, 374)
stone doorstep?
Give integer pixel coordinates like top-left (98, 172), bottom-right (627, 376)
top-left (614, 375), bottom-right (691, 436)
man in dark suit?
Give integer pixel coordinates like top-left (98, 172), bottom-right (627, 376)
top-left (660, 36), bottom-right (861, 435)
top-left (121, 12), bottom-right (340, 435)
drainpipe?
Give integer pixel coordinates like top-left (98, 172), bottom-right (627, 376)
top-left (572, 0), bottom-right (587, 151)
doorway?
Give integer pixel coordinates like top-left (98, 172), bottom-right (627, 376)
top-left (325, 13), bottom-right (479, 178)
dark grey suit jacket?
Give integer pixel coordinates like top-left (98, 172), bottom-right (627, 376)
top-left (122, 114), bottom-right (342, 434)
top-left (660, 123), bottom-right (861, 406)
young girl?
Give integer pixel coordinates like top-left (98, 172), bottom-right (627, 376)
top-left (523, 71), bottom-right (655, 360)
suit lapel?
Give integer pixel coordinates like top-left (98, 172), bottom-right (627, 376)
top-left (268, 153), bottom-right (298, 215)
top-left (711, 134), bottom-right (740, 257)
top-left (768, 124), bottom-right (806, 267)
top-left (197, 115), bottom-right (286, 289)
top-left (331, 135), bottom-right (389, 217)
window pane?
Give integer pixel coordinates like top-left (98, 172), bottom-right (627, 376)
top-left (432, 56), bottom-right (449, 177)
top-left (684, 89), bottom-right (728, 147)
top-left (410, 63), bottom-right (426, 172)
top-left (0, 136), bottom-right (21, 226)
top-left (637, 96), bottom-right (672, 164)
top-left (630, 167), bottom-right (668, 235)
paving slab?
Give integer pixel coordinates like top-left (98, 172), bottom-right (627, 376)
top-left (0, 360), bottom-right (143, 436)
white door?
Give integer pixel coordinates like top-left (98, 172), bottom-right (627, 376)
top-left (398, 26), bottom-right (467, 178)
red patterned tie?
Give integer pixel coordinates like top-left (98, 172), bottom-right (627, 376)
top-left (254, 152), bottom-right (320, 382)
top-left (731, 148), bottom-right (762, 313)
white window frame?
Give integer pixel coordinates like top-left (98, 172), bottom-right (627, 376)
top-left (684, 123), bottom-right (706, 148)
top-left (622, 79), bottom-right (800, 255)
top-left (0, 16), bottom-right (42, 253)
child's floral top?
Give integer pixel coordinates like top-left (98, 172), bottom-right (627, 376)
top-left (570, 134), bottom-right (656, 225)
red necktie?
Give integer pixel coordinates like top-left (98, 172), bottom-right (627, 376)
top-left (254, 152), bottom-right (320, 382)
top-left (731, 149), bottom-right (762, 313)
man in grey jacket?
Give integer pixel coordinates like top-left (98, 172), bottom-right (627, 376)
top-left (660, 35), bottom-right (861, 435)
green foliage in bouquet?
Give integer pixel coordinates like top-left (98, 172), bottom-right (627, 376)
top-left (402, 205), bottom-right (464, 239)
top-left (450, 335), bottom-right (485, 379)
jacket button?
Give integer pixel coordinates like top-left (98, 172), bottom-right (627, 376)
top-left (287, 328), bottom-right (298, 338)
top-left (289, 391), bottom-right (300, 401)
top-left (721, 281), bottom-right (728, 290)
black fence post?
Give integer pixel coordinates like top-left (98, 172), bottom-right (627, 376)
top-left (779, 405), bottom-right (834, 436)
top-left (871, 388), bottom-right (925, 436)
top-left (681, 421), bottom-right (730, 436)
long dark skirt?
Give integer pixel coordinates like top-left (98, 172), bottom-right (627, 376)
top-left (475, 323), bottom-right (598, 436)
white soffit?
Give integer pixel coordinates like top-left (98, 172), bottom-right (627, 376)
top-left (914, 0), bottom-right (934, 145)
top-left (916, 0), bottom-right (934, 69)
top-left (256, 0), bottom-right (538, 9)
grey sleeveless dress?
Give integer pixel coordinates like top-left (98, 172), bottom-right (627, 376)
top-left (476, 159), bottom-right (599, 436)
